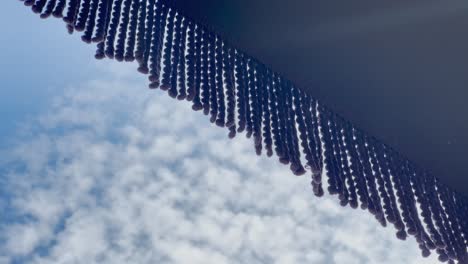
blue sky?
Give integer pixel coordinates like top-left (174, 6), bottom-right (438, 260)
top-left (0, 3), bottom-right (440, 264)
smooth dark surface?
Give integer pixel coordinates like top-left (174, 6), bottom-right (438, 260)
top-left (172, 0), bottom-right (468, 195)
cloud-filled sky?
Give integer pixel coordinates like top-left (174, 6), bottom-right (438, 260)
top-left (0, 56), bottom-right (440, 263)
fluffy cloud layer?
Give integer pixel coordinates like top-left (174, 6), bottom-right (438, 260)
top-left (0, 62), bottom-right (438, 264)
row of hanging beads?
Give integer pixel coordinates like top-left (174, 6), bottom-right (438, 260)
top-left (214, 36), bottom-right (226, 127)
top-left (247, 59), bottom-right (262, 155)
top-left (234, 52), bottom-right (247, 133)
top-left (412, 171), bottom-right (444, 250)
top-left (275, 77), bottom-right (292, 165)
top-left (425, 173), bottom-right (451, 257)
top-left (123, 0), bottom-right (139, 60)
top-left (267, 72), bottom-right (285, 161)
top-left (259, 65), bottom-right (273, 157)
top-left (402, 162), bottom-right (431, 256)
top-left (159, 8), bottom-right (174, 91)
top-left (434, 178), bottom-right (461, 261)
top-left (376, 143), bottom-right (406, 231)
top-left (185, 21), bottom-right (196, 99)
top-left (293, 88), bottom-right (316, 175)
top-left (112, 0), bottom-right (130, 60)
top-left (104, 0), bottom-right (124, 59)
top-left (242, 56), bottom-right (253, 138)
top-left (91, 0), bottom-right (110, 42)
top-left (224, 47), bottom-right (237, 138)
top-left (207, 32), bottom-right (219, 122)
top-left (199, 29), bottom-right (211, 114)
top-left (329, 114), bottom-right (350, 206)
top-left (223, 45), bottom-right (236, 130)
top-left (363, 136), bottom-right (387, 226)
top-left (286, 85), bottom-right (306, 175)
top-left (191, 24), bottom-right (203, 110)
top-left (148, 2), bottom-right (167, 88)
top-left (301, 97), bottom-right (323, 196)
top-left (176, 17), bottom-right (187, 100)
top-left (355, 129), bottom-right (382, 217)
top-left (74, 0), bottom-right (91, 31)
top-left (335, 117), bottom-right (358, 208)
top-left (318, 107), bottom-right (341, 196)
top-left (437, 183), bottom-right (466, 261)
top-left (168, 12), bottom-right (182, 98)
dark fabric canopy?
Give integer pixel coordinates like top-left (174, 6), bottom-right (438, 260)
top-left (15, 0), bottom-right (468, 262)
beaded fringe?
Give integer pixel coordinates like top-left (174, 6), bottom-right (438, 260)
top-left (21, 0), bottom-right (468, 262)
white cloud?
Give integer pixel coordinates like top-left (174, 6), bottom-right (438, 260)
top-left (0, 61), bottom-right (438, 264)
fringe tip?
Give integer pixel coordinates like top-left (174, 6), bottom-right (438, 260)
top-left (160, 84), bottom-right (171, 91)
top-left (168, 90), bottom-right (178, 98)
top-left (148, 82), bottom-right (159, 89)
top-left (396, 230), bottom-right (407, 240)
top-left (192, 103), bottom-right (203, 111)
top-left (137, 65), bottom-right (149, 74)
top-left (215, 119), bottom-right (225, 127)
top-left (279, 157), bottom-right (290, 165)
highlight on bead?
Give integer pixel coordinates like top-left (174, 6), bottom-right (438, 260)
top-left (16, 0), bottom-right (468, 262)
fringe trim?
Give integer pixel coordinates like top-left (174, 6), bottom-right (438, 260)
top-left (20, 0), bottom-right (468, 262)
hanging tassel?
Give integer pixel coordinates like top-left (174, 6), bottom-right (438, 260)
top-left (134, 0), bottom-right (147, 62)
top-left (160, 8), bottom-right (174, 91)
top-left (113, 0), bottom-right (132, 61)
top-left (365, 137), bottom-right (393, 226)
top-left (329, 115), bottom-right (350, 206)
top-left (104, 0), bottom-right (124, 59)
top-left (302, 98), bottom-right (323, 183)
top-left (168, 12), bottom-right (182, 98)
top-left (252, 61), bottom-right (264, 155)
top-left (148, 2), bottom-right (167, 87)
top-left (319, 108), bottom-right (341, 196)
top-left (40, 0), bottom-right (56, 18)
top-left (138, 0), bottom-right (157, 74)
top-left (242, 57), bottom-right (253, 138)
top-left (191, 25), bottom-right (203, 110)
top-left (284, 84), bottom-right (305, 175)
top-left (434, 180), bottom-right (460, 260)
top-left (206, 33), bottom-right (218, 122)
top-left (356, 130), bottom-right (384, 217)
top-left (176, 18), bottom-right (188, 100)
top-left (293, 87), bottom-right (316, 175)
top-left (336, 117), bottom-right (358, 209)
top-left (377, 144), bottom-right (408, 232)
top-left (199, 30), bottom-right (211, 114)
top-left (214, 37), bottom-right (226, 127)
top-left (185, 21), bottom-right (196, 100)
top-left (74, 0), bottom-right (91, 31)
top-left (63, 0), bottom-right (80, 25)
top-left (52, 0), bottom-right (66, 18)
top-left (91, 0), bottom-right (110, 42)
top-left (259, 66), bottom-right (273, 157)
top-left (81, 0), bottom-right (99, 43)
top-left (438, 184), bottom-right (466, 261)
top-left (247, 58), bottom-right (262, 155)
top-left (123, 0), bottom-right (139, 61)
top-left (235, 53), bottom-right (247, 133)
top-left (267, 72), bottom-right (285, 160)
top-left (275, 77), bottom-right (290, 165)
top-left (224, 46), bottom-right (236, 129)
